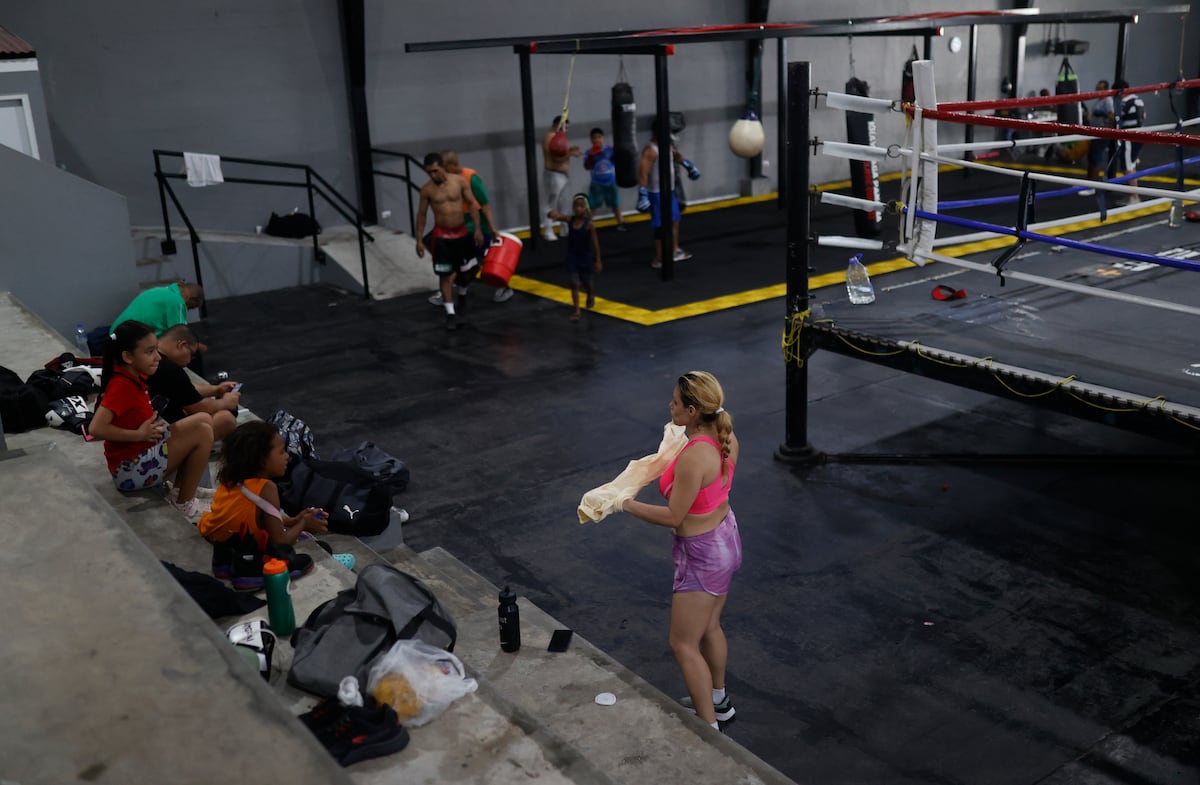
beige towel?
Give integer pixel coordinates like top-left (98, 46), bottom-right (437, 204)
top-left (577, 423), bottom-right (688, 523)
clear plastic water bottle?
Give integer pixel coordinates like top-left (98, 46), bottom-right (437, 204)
top-left (498, 585), bottom-right (521, 652)
top-left (73, 323), bottom-right (91, 357)
top-left (846, 254), bottom-right (876, 305)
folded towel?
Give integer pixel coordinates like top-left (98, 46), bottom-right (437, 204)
top-left (577, 422), bottom-right (688, 523)
top-left (184, 152), bottom-right (224, 187)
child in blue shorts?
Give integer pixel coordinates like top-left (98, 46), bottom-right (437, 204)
top-left (548, 193), bottom-right (603, 321)
top-left (584, 128), bottom-right (625, 231)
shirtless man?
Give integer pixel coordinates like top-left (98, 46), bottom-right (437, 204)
top-left (541, 115), bottom-right (581, 242)
top-left (416, 152), bottom-right (483, 330)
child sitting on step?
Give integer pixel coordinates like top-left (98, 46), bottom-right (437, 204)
top-left (198, 420), bottom-right (328, 591)
top-left (88, 320), bottom-right (215, 522)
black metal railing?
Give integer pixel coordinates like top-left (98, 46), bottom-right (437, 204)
top-left (153, 150), bottom-right (375, 311)
top-left (370, 148), bottom-right (423, 236)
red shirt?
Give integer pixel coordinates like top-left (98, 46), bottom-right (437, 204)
top-left (100, 366), bottom-right (156, 472)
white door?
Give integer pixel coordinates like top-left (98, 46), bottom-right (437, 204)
top-left (0, 95), bottom-right (39, 159)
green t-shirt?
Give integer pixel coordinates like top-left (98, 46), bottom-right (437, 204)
top-left (464, 174), bottom-right (494, 236)
top-left (112, 283), bottom-right (188, 336)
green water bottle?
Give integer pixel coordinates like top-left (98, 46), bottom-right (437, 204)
top-left (263, 559), bottom-right (295, 637)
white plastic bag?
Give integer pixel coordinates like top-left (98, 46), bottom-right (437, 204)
top-left (366, 639), bottom-right (477, 727)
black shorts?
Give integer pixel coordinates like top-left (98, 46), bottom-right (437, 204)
top-left (430, 230), bottom-right (476, 278)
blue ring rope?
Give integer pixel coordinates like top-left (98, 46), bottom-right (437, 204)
top-left (938, 154), bottom-right (1200, 210)
top-left (911, 208), bottom-right (1200, 273)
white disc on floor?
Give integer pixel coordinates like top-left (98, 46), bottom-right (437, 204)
top-left (594, 692), bottom-right (617, 706)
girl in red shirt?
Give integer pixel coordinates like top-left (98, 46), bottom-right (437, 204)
top-left (88, 320), bottom-right (215, 521)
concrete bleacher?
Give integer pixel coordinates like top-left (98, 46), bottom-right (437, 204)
top-left (0, 290), bottom-right (797, 785)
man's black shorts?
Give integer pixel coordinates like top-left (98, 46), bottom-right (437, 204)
top-left (430, 228), bottom-right (476, 278)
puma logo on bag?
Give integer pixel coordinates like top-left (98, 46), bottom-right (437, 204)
top-left (343, 504), bottom-right (360, 520)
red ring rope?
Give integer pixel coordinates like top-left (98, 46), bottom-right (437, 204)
top-left (631, 23), bottom-right (813, 37)
top-left (913, 107), bottom-right (1200, 147)
top-left (938, 78), bottom-right (1200, 113)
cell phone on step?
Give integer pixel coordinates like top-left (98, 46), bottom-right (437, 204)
top-left (548, 629), bottom-right (574, 653)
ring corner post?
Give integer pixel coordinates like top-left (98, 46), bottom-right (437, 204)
top-left (777, 59), bottom-right (820, 466)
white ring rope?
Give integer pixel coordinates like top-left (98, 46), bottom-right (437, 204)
top-left (901, 246), bottom-right (1200, 318)
top-left (816, 235), bottom-right (886, 250)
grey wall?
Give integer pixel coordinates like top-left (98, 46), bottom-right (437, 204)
top-left (1, 1), bottom-right (355, 232)
top-left (1, 0), bottom-right (1195, 241)
top-left (0, 65), bottom-right (56, 165)
top-left (0, 142), bottom-right (138, 341)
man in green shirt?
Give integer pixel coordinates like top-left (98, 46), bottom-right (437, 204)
top-left (112, 282), bottom-right (204, 336)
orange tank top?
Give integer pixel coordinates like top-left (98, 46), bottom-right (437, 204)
top-left (197, 477), bottom-right (271, 541)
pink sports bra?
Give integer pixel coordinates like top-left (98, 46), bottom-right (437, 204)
top-left (659, 436), bottom-right (734, 515)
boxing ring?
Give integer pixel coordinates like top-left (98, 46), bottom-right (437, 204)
top-left (780, 60), bottom-right (1200, 454)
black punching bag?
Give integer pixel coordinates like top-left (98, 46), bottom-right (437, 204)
top-left (612, 82), bottom-right (639, 188)
top-left (845, 77), bottom-right (882, 238)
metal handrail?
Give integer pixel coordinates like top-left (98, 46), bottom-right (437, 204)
top-left (370, 148), bottom-right (424, 236)
top-left (152, 149), bottom-right (375, 305)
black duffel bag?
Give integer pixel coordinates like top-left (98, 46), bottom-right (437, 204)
top-left (279, 456), bottom-right (392, 536)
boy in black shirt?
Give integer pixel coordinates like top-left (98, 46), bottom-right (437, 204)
top-left (149, 324), bottom-right (240, 440)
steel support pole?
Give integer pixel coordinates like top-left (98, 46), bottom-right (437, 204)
top-left (776, 61), bottom-right (818, 464)
top-left (654, 51), bottom-right (674, 281)
top-left (776, 37), bottom-right (788, 208)
top-left (518, 47), bottom-right (540, 251)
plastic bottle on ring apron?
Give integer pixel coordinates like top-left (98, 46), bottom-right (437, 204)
top-left (263, 559), bottom-right (296, 637)
top-left (498, 585), bottom-right (521, 652)
top-left (845, 253), bottom-right (876, 304)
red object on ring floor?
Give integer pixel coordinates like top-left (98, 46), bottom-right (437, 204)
top-left (932, 284), bottom-right (967, 301)
top-left (1185, 209), bottom-right (1200, 223)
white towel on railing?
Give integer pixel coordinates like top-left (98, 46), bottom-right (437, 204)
top-left (183, 152), bottom-right (224, 187)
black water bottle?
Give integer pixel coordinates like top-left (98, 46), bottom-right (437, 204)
top-left (498, 585), bottom-right (521, 652)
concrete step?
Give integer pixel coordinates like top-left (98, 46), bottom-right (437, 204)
top-left (319, 224), bottom-right (436, 301)
top-left (0, 444), bottom-right (354, 785)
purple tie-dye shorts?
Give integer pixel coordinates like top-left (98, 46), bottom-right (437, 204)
top-left (672, 509), bottom-right (742, 596)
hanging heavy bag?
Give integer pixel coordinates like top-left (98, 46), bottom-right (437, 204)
top-left (844, 77), bottom-right (882, 239)
top-left (611, 82), bottom-right (640, 188)
top-left (1056, 58), bottom-right (1082, 125)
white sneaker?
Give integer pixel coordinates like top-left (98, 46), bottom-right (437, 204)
top-left (493, 287), bottom-right (514, 303)
top-left (428, 292), bottom-right (444, 306)
top-left (169, 496), bottom-right (208, 523)
top-left (674, 248), bottom-right (693, 261)
top-left (650, 259), bottom-right (662, 269)
top-left (542, 229), bottom-right (559, 242)
top-left (167, 483), bottom-right (215, 501)
top-left (1078, 188), bottom-right (1096, 197)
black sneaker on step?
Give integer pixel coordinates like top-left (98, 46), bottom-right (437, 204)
top-left (680, 692), bottom-right (736, 722)
top-left (230, 532), bottom-right (264, 592)
top-left (211, 538), bottom-right (235, 580)
top-left (266, 542), bottom-right (315, 581)
top-left (445, 313), bottom-right (458, 331)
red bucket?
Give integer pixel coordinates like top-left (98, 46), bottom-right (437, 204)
top-left (480, 232), bottom-right (522, 287)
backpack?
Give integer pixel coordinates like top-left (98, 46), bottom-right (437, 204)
top-left (330, 441), bottom-right (410, 494)
top-left (288, 564), bottom-right (457, 698)
top-left (26, 366), bottom-right (97, 401)
top-left (0, 365), bottom-right (49, 434)
top-left (278, 455), bottom-right (392, 536)
top-left (270, 409), bottom-right (318, 459)
top-left (265, 211), bottom-right (321, 239)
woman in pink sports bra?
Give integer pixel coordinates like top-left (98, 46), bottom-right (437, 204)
top-left (620, 371), bottom-right (742, 729)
